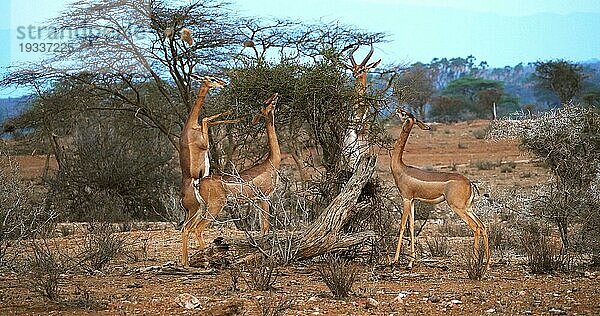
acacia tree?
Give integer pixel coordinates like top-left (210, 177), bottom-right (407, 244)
top-left (210, 26), bottom-right (394, 258)
top-left (212, 18), bottom-right (387, 175)
top-left (534, 60), bottom-right (584, 106)
top-left (393, 64), bottom-right (434, 118)
top-left (5, 76), bottom-right (179, 221)
top-left (3, 0), bottom-right (242, 150)
top-left (430, 77), bottom-right (511, 120)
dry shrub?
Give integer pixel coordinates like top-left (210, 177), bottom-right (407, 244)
top-left (473, 160), bottom-right (498, 170)
top-left (414, 201), bottom-right (434, 223)
top-left (158, 187), bottom-right (185, 227)
top-left (315, 253), bottom-right (359, 299)
top-left (66, 285), bottom-right (107, 310)
top-left (123, 234), bottom-right (152, 263)
top-left (0, 153), bottom-right (55, 265)
top-left (488, 222), bottom-right (513, 263)
top-left (23, 238), bottom-right (72, 301)
top-left (242, 254), bottom-right (279, 291)
top-left (426, 236), bottom-right (451, 257)
top-left (46, 119), bottom-right (176, 222)
top-left (256, 293), bottom-right (294, 316)
top-left (237, 209), bottom-right (298, 267)
top-left (499, 162), bottom-right (516, 173)
top-left (472, 126), bottom-right (489, 139)
top-left (80, 222), bottom-right (126, 271)
top-left (519, 222), bottom-right (564, 274)
top-left (268, 232), bottom-right (296, 266)
top-left (491, 106), bottom-right (600, 259)
top-left (19, 234), bottom-right (110, 304)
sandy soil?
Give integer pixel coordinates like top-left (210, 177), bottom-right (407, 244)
top-left (1, 228), bottom-right (598, 315)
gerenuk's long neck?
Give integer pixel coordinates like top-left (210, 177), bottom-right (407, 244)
top-left (391, 118), bottom-right (415, 169)
top-left (265, 111), bottom-right (281, 167)
top-left (354, 74), bottom-right (368, 119)
top-left (183, 83), bottom-right (210, 130)
top-left (356, 73), bottom-right (367, 96)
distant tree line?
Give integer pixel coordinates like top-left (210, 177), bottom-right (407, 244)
top-left (393, 56), bottom-right (600, 122)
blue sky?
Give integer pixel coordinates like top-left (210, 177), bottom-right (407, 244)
top-left (234, 0), bottom-right (600, 67)
top-left (2, 0), bottom-right (600, 96)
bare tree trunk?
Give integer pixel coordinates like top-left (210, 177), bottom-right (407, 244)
top-left (295, 154), bottom-right (377, 258)
top-left (50, 133), bottom-right (64, 172)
